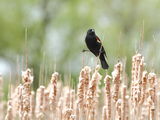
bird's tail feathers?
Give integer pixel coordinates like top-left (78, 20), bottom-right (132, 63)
top-left (99, 53), bottom-right (109, 69)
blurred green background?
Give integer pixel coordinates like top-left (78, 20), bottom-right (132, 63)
top-left (1, 0), bottom-right (160, 90)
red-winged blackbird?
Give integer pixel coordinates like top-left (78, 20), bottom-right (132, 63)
top-left (85, 29), bottom-right (109, 69)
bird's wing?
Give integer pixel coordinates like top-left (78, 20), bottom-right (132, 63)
top-left (96, 36), bottom-right (101, 43)
top-left (96, 36), bottom-right (108, 59)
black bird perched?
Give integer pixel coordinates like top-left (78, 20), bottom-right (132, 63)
top-left (85, 29), bottom-right (109, 69)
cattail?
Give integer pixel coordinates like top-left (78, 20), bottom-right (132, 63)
top-left (5, 100), bottom-right (13, 120)
top-left (57, 97), bottom-right (64, 120)
top-left (86, 65), bottom-right (101, 109)
top-left (115, 99), bottom-right (122, 120)
top-left (35, 86), bottom-right (45, 119)
top-left (23, 112), bottom-right (29, 120)
top-left (131, 53), bottom-right (144, 83)
top-left (77, 69), bottom-right (85, 109)
top-left (147, 72), bottom-right (157, 120)
top-left (104, 75), bottom-right (111, 120)
top-left (125, 95), bottom-right (129, 120)
top-left (75, 102), bottom-right (80, 120)
top-left (70, 115), bottom-right (76, 120)
top-left (83, 66), bottom-right (91, 101)
top-left (21, 69), bottom-right (33, 120)
top-left (112, 62), bottom-right (122, 103)
top-left (150, 106), bottom-right (155, 120)
top-left (140, 102), bottom-right (148, 120)
top-left (57, 97), bottom-right (63, 120)
top-left (77, 66), bottom-right (91, 109)
top-left (22, 69), bottom-right (33, 83)
top-left (4, 53), bottom-right (160, 120)
top-left (61, 88), bottom-right (76, 120)
top-left (49, 72), bottom-right (59, 111)
top-left (156, 92), bottom-right (160, 120)
top-left (63, 108), bottom-right (73, 120)
top-left (139, 71), bottom-right (148, 105)
top-left (146, 95), bottom-right (154, 120)
top-left (86, 65), bottom-right (102, 120)
top-left (64, 89), bottom-right (71, 109)
top-left (131, 54), bottom-right (144, 105)
top-left (43, 89), bottom-right (50, 112)
top-left (102, 106), bottom-right (107, 120)
top-left (89, 109), bottom-right (96, 120)
top-left (18, 85), bottom-right (23, 119)
top-left (121, 85), bottom-right (127, 120)
top-left (29, 91), bottom-right (35, 119)
top-left (77, 66), bottom-right (91, 120)
top-left (131, 53), bottom-right (145, 119)
top-left (148, 73), bottom-right (156, 102)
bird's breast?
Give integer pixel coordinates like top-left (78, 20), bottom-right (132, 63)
top-left (85, 36), bottom-right (100, 56)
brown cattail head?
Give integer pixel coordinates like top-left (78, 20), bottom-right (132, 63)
top-left (35, 86), bottom-right (45, 119)
top-left (77, 66), bottom-right (91, 109)
top-left (116, 99), bottom-right (122, 120)
top-left (131, 53), bottom-right (145, 105)
top-left (29, 91), bottom-right (35, 118)
top-left (49, 72), bottom-right (59, 111)
top-left (22, 69), bottom-right (33, 84)
top-left (104, 75), bottom-right (112, 120)
top-left (139, 71), bottom-right (148, 105)
top-left (86, 65), bottom-right (102, 110)
top-left (112, 62), bottom-right (122, 103)
top-left (19, 68), bottom-right (34, 120)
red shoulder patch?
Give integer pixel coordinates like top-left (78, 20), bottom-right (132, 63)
top-left (96, 36), bottom-right (101, 43)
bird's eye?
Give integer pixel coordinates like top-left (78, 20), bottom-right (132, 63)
top-left (87, 29), bottom-right (95, 34)
top-left (89, 29), bottom-right (94, 32)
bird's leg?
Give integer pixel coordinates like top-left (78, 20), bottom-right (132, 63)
top-left (82, 49), bottom-right (89, 52)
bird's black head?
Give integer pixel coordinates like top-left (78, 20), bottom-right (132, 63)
top-left (87, 29), bottom-right (95, 36)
